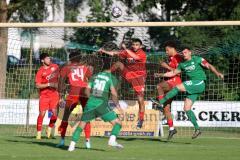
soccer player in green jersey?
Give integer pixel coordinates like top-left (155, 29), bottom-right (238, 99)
top-left (153, 46), bottom-right (224, 139)
top-left (68, 56), bottom-right (124, 151)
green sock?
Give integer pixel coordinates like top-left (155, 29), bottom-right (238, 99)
top-left (72, 126), bottom-right (83, 142)
top-left (111, 123), bottom-right (122, 136)
top-left (160, 87), bottom-right (179, 104)
top-left (186, 110), bottom-right (199, 130)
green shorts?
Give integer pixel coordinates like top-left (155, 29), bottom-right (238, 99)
top-left (81, 101), bottom-right (117, 122)
top-left (183, 80), bottom-right (205, 103)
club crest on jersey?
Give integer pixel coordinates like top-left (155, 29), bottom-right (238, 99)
top-left (51, 67), bottom-right (55, 71)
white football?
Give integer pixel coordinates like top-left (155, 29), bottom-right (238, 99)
top-left (111, 6), bottom-right (122, 18)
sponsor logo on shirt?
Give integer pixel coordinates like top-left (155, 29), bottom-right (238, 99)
top-left (185, 65), bottom-right (195, 71)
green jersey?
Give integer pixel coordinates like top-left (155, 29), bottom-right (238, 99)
top-left (177, 56), bottom-right (207, 80)
top-left (88, 71), bottom-right (118, 105)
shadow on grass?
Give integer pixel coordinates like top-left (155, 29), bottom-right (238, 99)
top-left (5, 139), bottom-right (106, 152)
top-left (93, 136), bottom-right (192, 145)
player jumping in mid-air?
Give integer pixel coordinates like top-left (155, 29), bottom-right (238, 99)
top-left (152, 46), bottom-right (224, 139)
top-left (99, 38), bottom-right (146, 129)
top-left (152, 41), bottom-right (183, 140)
top-left (57, 51), bottom-right (92, 148)
top-left (35, 53), bottom-right (59, 139)
top-left (68, 56), bottom-right (124, 151)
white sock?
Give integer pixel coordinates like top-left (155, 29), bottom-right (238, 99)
top-left (169, 127), bottom-right (175, 131)
top-left (109, 135), bottom-right (116, 144)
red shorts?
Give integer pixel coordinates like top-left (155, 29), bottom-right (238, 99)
top-left (65, 95), bottom-right (88, 110)
top-left (39, 94), bottom-right (59, 112)
top-left (122, 71), bottom-right (146, 96)
top-left (166, 76), bottom-right (182, 88)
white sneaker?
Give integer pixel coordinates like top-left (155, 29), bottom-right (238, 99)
top-left (68, 141), bottom-right (76, 152)
top-left (85, 140), bottom-right (91, 149)
top-left (56, 138), bottom-right (65, 148)
top-left (108, 141), bottom-right (124, 149)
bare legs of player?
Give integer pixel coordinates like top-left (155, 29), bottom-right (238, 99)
top-left (157, 81), bottom-right (177, 140)
top-left (36, 109), bottom-right (57, 139)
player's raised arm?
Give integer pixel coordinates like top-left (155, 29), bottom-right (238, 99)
top-left (200, 58), bottom-right (224, 79)
top-left (160, 61), bottom-right (174, 71)
top-left (154, 69), bottom-right (181, 78)
top-left (98, 48), bottom-right (119, 56)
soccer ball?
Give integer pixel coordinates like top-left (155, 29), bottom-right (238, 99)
top-left (111, 6), bottom-right (122, 18)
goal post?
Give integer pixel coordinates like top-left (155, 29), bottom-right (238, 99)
top-left (1, 21), bottom-right (240, 27)
top-left (0, 21), bottom-right (239, 138)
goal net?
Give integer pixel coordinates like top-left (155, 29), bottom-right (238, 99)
top-left (0, 22), bottom-right (239, 138)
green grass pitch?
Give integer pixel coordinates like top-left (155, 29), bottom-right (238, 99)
top-left (0, 131), bottom-right (240, 160)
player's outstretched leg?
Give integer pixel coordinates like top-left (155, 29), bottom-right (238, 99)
top-left (108, 119), bottom-right (123, 149)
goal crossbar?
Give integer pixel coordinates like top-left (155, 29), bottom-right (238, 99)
top-left (1, 21), bottom-right (240, 28)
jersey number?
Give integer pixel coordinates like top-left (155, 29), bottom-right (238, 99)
top-left (71, 68), bottom-right (84, 81)
top-left (92, 79), bottom-right (106, 97)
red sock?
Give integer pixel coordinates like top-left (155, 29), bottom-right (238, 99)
top-left (157, 95), bottom-right (164, 100)
top-left (48, 115), bottom-right (57, 128)
top-left (60, 121), bottom-right (68, 138)
top-left (37, 115), bottom-right (44, 131)
top-left (167, 119), bottom-right (173, 128)
top-left (84, 122), bottom-right (91, 139)
top-left (139, 111), bottom-right (144, 121)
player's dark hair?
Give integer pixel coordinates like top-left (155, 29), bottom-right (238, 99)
top-left (132, 38), bottom-right (142, 45)
top-left (164, 40), bottom-right (177, 49)
top-left (101, 55), bottom-right (113, 71)
top-left (69, 50), bottom-right (81, 62)
top-left (181, 45), bottom-right (191, 51)
top-left (40, 53), bottom-right (49, 60)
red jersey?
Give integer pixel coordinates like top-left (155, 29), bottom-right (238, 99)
top-left (119, 48), bottom-right (146, 76)
top-left (166, 53), bottom-right (182, 87)
top-left (35, 63), bottom-right (59, 97)
top-left (168, 53), bottom-right (182, 70)
top-left (60, 63), bottom-right (92, 95)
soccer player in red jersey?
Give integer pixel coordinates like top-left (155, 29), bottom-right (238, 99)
top-left (99, 38), bottom-right (146, 129)
top-left (35, 53), bottom-right (59, 139)
top-left (153, 41), bottom-right (182, 140)
top-left (57, 51), bottom-right (92, 148)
